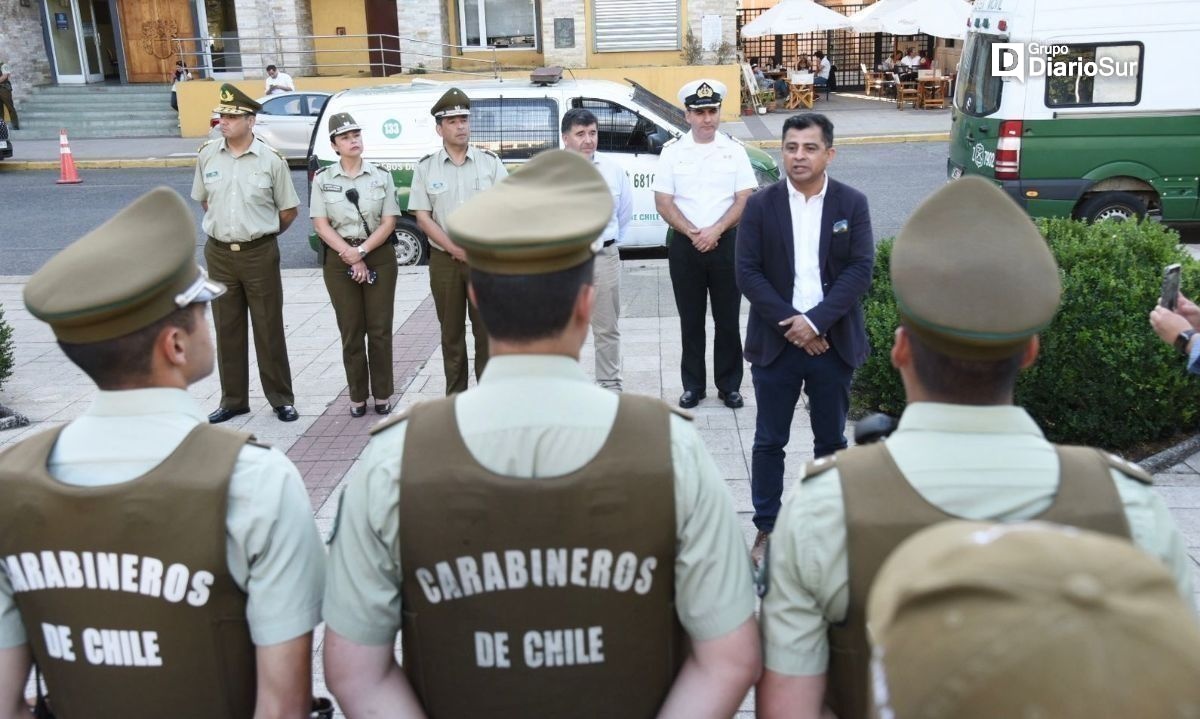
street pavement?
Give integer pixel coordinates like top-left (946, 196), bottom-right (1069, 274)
top-left (3, 93), bottom-right (1199, 716)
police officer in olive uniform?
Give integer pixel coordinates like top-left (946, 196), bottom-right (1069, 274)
top-left (322, 151), bottom-right (759, 718)
top-left (192, 83), bottom-right (301, 424)
top-left (867, 521), bottom-right (1200, 718)
top-left (653, 79), bottom-right (756, 410)
top-left (409, 87), bottom-right (508, 394)
top-left (311, 112), bottom-right (401, 417)
top-left (0, 188), bottom-right (325, 718)
top-left (756, 177), bottom-right (1196, 719)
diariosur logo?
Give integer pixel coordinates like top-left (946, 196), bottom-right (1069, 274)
top-left (991, 43), bottom-right (1139, 81)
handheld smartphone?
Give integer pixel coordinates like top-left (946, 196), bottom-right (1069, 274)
top-left (347, 269), bottom-right (378, 285)
top-left (1161, 263), bottom-right (1182, 311)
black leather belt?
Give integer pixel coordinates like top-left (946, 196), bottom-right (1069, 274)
top-left (208, 234), bottom-right (277, 252)
top-left (346, 237), bottom-right (367, 247)
top-left (603, 239), bottom-right (616, 247)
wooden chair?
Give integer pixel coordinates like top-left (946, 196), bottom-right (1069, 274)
top-left (861, 63), bottom-right (886, 98)
top-left (787, 82), bottom-right (814, 110)
top-left (891, 72), bottom-right (920, 110)
top-left (921, 79), bottom-right (947, 109)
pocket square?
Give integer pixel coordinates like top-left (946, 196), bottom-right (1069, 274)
top-left (832, 219), bottom-right (849, 234)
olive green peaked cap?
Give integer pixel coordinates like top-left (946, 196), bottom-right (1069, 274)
top-left (213, 83), bottom-right (260, 115)
top-left (867, 521), bottom-right (1200, 719)
top-left (328, 111), bottom-right (361, 138)
top-left (447, 149), bottom-right (613, 275)
top-left (25, 187), bottom-right (224, 343)
top-left (431, 87), bottom-right (471, 118)
top-left (891, 176), bottom-right (1061, 359)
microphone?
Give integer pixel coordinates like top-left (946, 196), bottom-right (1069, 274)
top-left (344, 188), bottom-right (371, 239)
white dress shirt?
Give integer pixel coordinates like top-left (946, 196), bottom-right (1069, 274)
top-left (790, 174), bottom-right (828, 331)
top-left (652, 131), bottom-right (757, 229)
top-left (593, 152), bottom-right (633, 244)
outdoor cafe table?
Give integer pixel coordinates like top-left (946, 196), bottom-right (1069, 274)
top-left (915, 76), bottom-right (951, 108)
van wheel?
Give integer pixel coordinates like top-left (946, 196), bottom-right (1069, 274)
top-left (393, 217), bottom-right (429, 266)
top-left (1076, 192), bottom-right (1147, 223)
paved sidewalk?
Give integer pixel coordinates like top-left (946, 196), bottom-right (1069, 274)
top-left (3, 259), bottom-right (1197, 716)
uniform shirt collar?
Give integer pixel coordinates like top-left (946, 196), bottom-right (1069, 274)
top-left (330, 161), bottom-right (368, 179)
top-left (219, 136), bottom-right (262, 156)
top-left (787, 173), bottom-right (828, 202)
top-left (478, 355), bottom-right (590, 385)
top-left (85, 387), bottom-right (207, 422)
top-left (440, 145), bottom-right (478, 164)
top-left (896, 401), bottom-right (1046, 437)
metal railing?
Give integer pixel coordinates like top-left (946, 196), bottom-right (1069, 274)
top-left (170, 33), bottom-right (504, 81)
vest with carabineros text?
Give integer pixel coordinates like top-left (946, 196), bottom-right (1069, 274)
top-left (0, 424), bottom-right (258, 719)
top-left (805, 442), bottom-right (1147, 719)
top-left (397, 394), bottom-right (685, 719)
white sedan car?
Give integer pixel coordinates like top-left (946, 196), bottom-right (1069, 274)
top-left (209, 91), bottom-right (330, 164)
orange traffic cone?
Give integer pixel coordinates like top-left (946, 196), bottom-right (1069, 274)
top-left (56, 129), bottom-right (82, 185)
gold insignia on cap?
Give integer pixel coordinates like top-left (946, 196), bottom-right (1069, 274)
top-left (697, 83), bottom-right (714, 98)
top-left (220, 87), bottom-right (234, 103)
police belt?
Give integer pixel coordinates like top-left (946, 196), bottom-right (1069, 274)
top-left (207, 234), bottom-right (278, 252)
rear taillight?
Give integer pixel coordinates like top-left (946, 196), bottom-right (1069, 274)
top-left (994, 120), bottom-right (1022, 180)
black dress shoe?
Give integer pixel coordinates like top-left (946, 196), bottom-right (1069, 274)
top-left (375, 402), bottom-right (392, 415)
top-left (718, 391), bottom-right (745, 409)
top-left (679, 390), bottom-right (706, 409)
top-left (208, 407), bottom-right (250, 424)
top-left (349, 404), bottom-right (367, 418)
top-left (274, 405), bottom-right (300, 422)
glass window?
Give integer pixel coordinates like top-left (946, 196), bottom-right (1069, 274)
top-left (470, 98), bottom-right (559, 160)
top-left (459, 0), bottom-right (536, 49)
top-left (573, 98), bottom-right (671, 155)
top-left (1045, 43), bottom-right (1142, 107)
top-left (955, 32), bottom-right (1004, 117)
top-left (261, 96), bottom-right (304, 116)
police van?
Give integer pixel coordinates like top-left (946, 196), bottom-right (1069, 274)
top-left (306, 75), bottom-right (781, 265)
top-left (949, 0), bottom-right (1200, 224)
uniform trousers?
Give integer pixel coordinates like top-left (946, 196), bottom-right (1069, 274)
top-left (428, 248), bottom-right (488, 394)
top-left (750, 341), bottom-right (853, 532)
top-left (205, 236), bottom-right (294, 409)
top-left (668, 227), bottom-right (743, 395)
top-left (0, 86), bottom-right (17, 130)
top-left (591, 243), bottom-right (622, 390)
top-left (322, 244), bottom-right (398, 403)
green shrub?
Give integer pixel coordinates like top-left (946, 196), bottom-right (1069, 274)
top-left (0, 304), bottom-right (13, 392)
top-left (851, 219), bottom-right (1200, 452)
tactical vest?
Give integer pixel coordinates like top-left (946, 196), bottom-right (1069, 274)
top-left (397, 394), bottom-right (685, 718)
top-left (810, 442), bottom-right (1148, 719)
top-left (0, 424), bottom-right (257, 719)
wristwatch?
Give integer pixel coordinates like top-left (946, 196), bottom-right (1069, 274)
top-left (357, 246), bottom-right (367, 258)
top-left (1175, 329), bottom-right (1197, 354)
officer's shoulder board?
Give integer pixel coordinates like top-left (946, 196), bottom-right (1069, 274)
top-left (369, 406), bottom-right (415, 435)
top-left (197, 138), bottom-right (219, 154)
top-left (801, 454), bottom-right (839, 482)
top-left (417, 151), bottom-right (436, 165)
top-left (1102, 451), bottom-right (1153, 485)
top-left (313, 166), bottom-right (327, 177)
top-left (662, 136), bottom-right (679, 149)
top-left (473, 144), bottom-right (500, 160)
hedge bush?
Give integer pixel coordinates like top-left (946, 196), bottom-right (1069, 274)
top-left (851, 218), bottom-right (1200, 452)
top-left (0, 304), bottom-right (13, 392)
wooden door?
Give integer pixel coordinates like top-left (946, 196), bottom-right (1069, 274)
top-left (364, 0), bottom-right (401, 77)
top-left (118, 0), bottom-right (196, 82)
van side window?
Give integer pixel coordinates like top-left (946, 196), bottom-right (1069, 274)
top-left (1044, 44), bottom-right (1142, 107)
top-left (469, 97), bottom-right (559, 159)
top-left (573, 98), bottom-right (671, 155)
top-left (956, 33), bottom-right (1003, 117)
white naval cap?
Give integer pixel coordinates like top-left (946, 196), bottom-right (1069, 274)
top-left (677, 78), bottom-right (726, 109)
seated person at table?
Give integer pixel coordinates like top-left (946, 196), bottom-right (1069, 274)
top-left (813, 50), bottom-right (831, 87)
top-left (919, 52), bottom-right (933, 70)
top-left (879, 50), bottom-right (903, 71)
top-left (752, 64), bottom-right (769, 91)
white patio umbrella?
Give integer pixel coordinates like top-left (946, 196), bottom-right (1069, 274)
top-left (740, 0), bottom-right (853, 38)
top-left (849, 0), bottom-right (972, 39)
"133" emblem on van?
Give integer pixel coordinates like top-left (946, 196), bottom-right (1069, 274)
top-left (382, 119), bottom-right (403, 139)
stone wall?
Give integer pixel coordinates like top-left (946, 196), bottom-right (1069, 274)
top-left (540, 0), bottom-right (586, 68)
top-left (686, 0), bottom-right (738, 65)
top-left (0, 3), bottom-right (53, 104)
top-left (234, 0), bottom-right (316, 78)
top-left (397, 0), bottom-right (449, 72)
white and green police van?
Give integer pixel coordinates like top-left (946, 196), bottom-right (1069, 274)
top-left (949, 0), bottom-right (1200, 223)
top-left (306, 76), bottom-right (781, 265)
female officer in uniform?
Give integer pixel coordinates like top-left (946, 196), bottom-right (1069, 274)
top-left (311, 112), bottom-right (401, 417)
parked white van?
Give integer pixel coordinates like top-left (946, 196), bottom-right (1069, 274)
top-left (950, 0), bottom-right (1200, 224)
top-left (306, 76), bottom-right (781, 265)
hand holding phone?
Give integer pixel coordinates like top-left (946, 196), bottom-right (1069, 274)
top-left (347, 268), bottom-right (377, 284)
top-left (1161, 263), bottom-right (1182, 311)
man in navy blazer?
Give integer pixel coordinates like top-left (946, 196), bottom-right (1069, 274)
top-left (736, 113), bottom-right (875, 559)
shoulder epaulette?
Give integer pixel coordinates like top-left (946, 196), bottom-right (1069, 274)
top-left (474, 144), bottom-right (500, 159)
top-left (662, 136), bottom-right (679, 149)
top-left (667, 406), bottom-right (694, 421)
top-left (313, 165), bottom-right (327, 176)
top-left (369, 406), bottom-right (414, 435)
top-left (197, 138), bottom-right (218, 153)
top-left (417, 151), bottom-right (435, 163)
top-left (1103, 451), bottom-right (1154, 485)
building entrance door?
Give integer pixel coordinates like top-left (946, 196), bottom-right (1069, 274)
top-left (116, 0), bottom-right (195, 82)
top-left (44, 0), bottom-right (105, 84)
